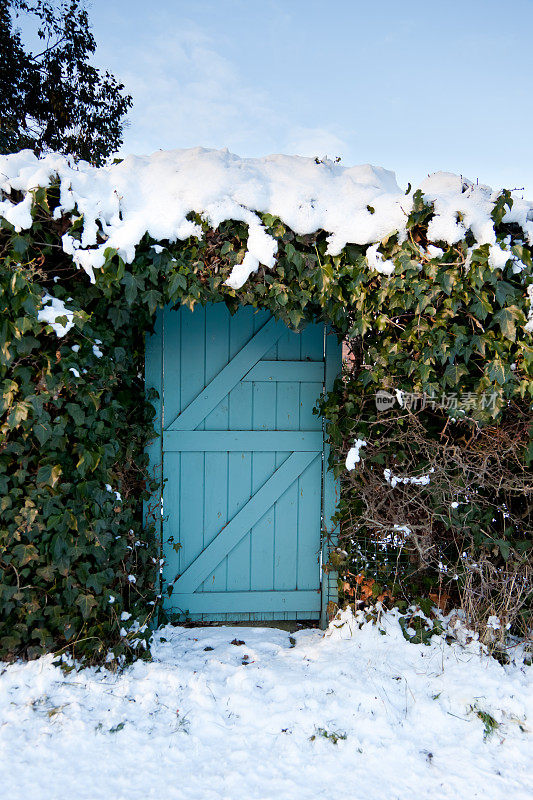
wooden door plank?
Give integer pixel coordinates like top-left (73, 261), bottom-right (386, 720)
top-left (296, 454), bottom-right (322, 590)
top-left (163, 452), bottom-right (182, 584)
top-left (163, 430), bottom-right (323, 451)
top-left (226, 310), bottom-right (255, 593)
top-left (273, 330), bottom-right (301, 593)
top-left (166, 316), bottom-right (287, 431)
top-left (172, 450), bottom-right (317, 593)
top-left (178, 305), bottom-right (205, 412)
top-left (202, 303), bottom-right (230, 592)
top-left (250, 380), bottom-right (277, 591)
top-left (202, 450), bottom-right (228, 592)
top-left (162, 305), bottom-right (182, 425)
top-left (179, 451), bottom-right (205, 576)
top-left (204, 304), bottom-right (230, 431)
top-left (176, 306), bottom-right (205, 573)
top-left (225, 310), bottom-right (253, 597)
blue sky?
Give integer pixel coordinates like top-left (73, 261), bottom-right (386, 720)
top-left (88, 0), bottom-right (533, 194)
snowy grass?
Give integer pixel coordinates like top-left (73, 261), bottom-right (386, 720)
top-left (0, 610), bottom-right (531, 800)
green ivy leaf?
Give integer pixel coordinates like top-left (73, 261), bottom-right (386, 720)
top-left (34, 422), bottom-right (52, 446)
top-left (495, 539), bottom-right (510, 561)
top-left (144, 290), bottom-right (160, 316)
top-left (66, 403), bottom-right (85, 426)
top-left (6, 400), bottom-right (30, 429)
top-left (122, 273), bottom-right (138, 305)
top-left (168, 272), bottom-right (187, 297)
top-left (493, 308), bottom-right (516, 341)
top-left (444, 363), bottom-right (469, 386)
top-left (12, 543), bottom-right (39, 567)
top-left (494, 280), bottom-right (517, 307)
top-left (37, 464), bottom-right (62, 487)
top-left (76, 593), bottom-right (97, 620)
top-left (487, 359), bottom-right (506, 385)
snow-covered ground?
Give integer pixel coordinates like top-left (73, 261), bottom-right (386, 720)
top-left (0, 610), bottom-right (531, 800)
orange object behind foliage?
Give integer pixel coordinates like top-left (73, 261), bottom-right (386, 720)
top-left (343, 574), bottom-right (394, 605)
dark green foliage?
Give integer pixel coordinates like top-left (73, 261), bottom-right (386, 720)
top-left (315, 198), bottom-right (532, 635)
top-left (317, 216), bottom-right (533, 633)
top-left (0, 1), bottom-right (132, 164)
top-left (0, 177), bottom-right (532, 661)
top-left (0, 203), bottom-right (157, 662)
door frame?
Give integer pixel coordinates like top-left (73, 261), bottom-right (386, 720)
top-left (320, 329), bottom-right (341, 627)
top-left (144, 303), bottom-right (341, 627)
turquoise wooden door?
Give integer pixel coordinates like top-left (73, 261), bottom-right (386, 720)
top-left (146, 303), bottom-right (341, 622)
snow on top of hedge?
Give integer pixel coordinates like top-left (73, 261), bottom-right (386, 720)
top-left (1, 147), bottom-right (533, 289)
top-left (37, 293), bottom-right (75, 337)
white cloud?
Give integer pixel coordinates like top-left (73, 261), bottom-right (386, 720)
top-left (90, 3), bottom-right (533, 197)
top-left (114, 22), bottom-right (347, 161)
top-left (284, 126), bottom-right (348, 162)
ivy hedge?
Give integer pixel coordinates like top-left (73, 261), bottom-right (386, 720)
top-left (0, 180), bottom-right (532, 662)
